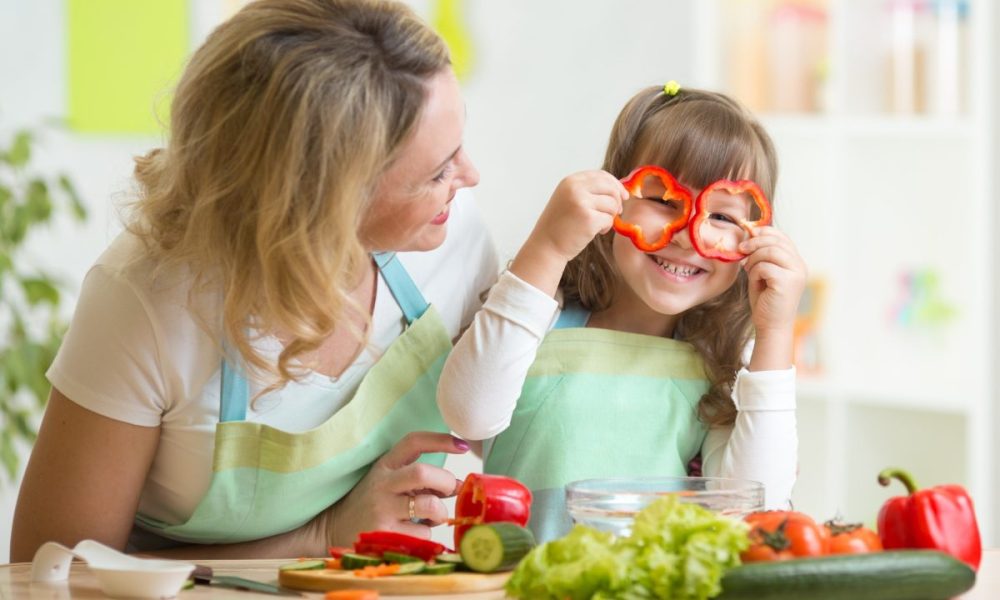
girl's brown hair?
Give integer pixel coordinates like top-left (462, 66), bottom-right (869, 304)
top-left (561, 86), bottom-right (779, 427)
top-left (128, 0), bottom-right (450, 388)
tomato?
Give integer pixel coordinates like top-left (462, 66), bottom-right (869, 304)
top-left (825, 520), bottom-right (883, 554)
top-left (741, 511), bottom-right (830, 562)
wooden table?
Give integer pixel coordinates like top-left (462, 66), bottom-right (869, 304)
top-left (1, 550), bottom-right (997, 598)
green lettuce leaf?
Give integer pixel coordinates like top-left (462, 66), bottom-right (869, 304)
top-left (506, 495), bottom-right (750, 599)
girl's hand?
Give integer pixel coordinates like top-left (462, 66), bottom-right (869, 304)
top-left (739, 227), bottom-right (807, 370)
top-left (321, 432), bottom-right (469, 547)
top-left (512, 170), bottom-right (628, 296)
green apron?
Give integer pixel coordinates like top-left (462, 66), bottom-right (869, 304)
top-left (132, 252), bottom-right (452, 546)
top-left (484, 304), bottom-right (711, 542)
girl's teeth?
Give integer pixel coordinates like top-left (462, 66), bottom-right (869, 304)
top-left (652, 255), bottom-right (698, 277)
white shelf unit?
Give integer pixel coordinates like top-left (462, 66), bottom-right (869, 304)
top-left (693, 0), bottom-right (995, 543)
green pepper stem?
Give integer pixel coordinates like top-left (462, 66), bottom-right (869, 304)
top-left (877, 468), bottom-right (919, 495)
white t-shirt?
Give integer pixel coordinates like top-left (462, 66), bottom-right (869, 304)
top-left (438, 270), bottom-right (798, 509)
top-left (47, 191), bottom-right (499, 526)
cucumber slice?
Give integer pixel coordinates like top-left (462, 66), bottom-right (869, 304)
top-left (394, 561), bottom-right (426, 575)
top-left (422, 563), bottom-right (457, 575)
top-left (278, 559), bottom-right (326, 571)
top-left (340, 553), bottom-right (384, 569)
top-left (383, 551), bottom-right (423, 564)
top-left (459, 523), bottom-right (536, 573)
top-left (434, 553), bottom-right (464, 565)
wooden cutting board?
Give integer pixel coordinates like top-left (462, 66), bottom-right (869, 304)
top-left (278, 568), bottom-right (511, 595)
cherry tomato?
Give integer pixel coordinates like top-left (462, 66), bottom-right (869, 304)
top-left (825, 520), bottom-right (883, 554)
top-left (741, 511), bottom-right (830, 562)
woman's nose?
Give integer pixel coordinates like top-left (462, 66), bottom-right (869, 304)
top-left (455, 149), bottom-right (480, 189)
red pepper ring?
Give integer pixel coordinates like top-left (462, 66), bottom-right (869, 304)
top-left (688, 179), bottom-right (772, 263)
top-left (612, 165), bottom-right (693, 253)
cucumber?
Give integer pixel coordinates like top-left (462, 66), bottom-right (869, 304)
top-left (459, 523), bottom-right (536, 573)
top-left (422, 563), bottom-right (457, 575)
top-left (717, 550), bottom-right (976, 600)
top-left (278, 559), bottom-right (326, 571)
top-left (339, 553), bottom-right (384, 569)
top-left (383, 551), bottom-right (423, 564)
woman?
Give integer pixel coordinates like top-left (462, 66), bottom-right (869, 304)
top-left (10, 0), bottom-right (497, 561)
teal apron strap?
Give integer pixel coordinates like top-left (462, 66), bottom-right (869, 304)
top-left (218, 253), bottom-right (430, 422)
top-left (219, 359), bottom-right (249, 422)
top-left (554, 302), bottom-right (590, 329)
top-left (372, 252), bottom-right (429, 325)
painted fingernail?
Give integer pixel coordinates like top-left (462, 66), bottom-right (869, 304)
top-left (452, 437), bottom-right (470, 451)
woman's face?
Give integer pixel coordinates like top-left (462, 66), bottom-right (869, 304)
top-left (362, 69), bottom-right (479, 252)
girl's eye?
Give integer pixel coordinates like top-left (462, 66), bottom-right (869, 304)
top-left (709, 212), bottom-right (739, 225)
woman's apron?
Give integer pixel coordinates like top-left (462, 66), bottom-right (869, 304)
top-left (483, 304), bottom-right (711, 542)
top-left (131, 252), bottom-right (453, 547)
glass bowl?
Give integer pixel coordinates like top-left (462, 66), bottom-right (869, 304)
top-left (565, 476), bottom-right (764, 537)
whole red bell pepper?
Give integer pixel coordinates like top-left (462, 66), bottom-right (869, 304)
top-left (877, 467), bottom-right (982, 570)
top-left (452, 473), bottom-right (532, 547)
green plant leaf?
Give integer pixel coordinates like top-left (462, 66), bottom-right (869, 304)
top-left (0, 185), bottom-right (11, 212)
top-left (0, 431), bottom-right (17, 480)
top-left (26, 179), bottom-right (53, 223)
top-left (6, 205), bottom-right (30, 244)
top-left (5, 131), bottom-right (32, 168)
top-left (58, 175), bottom-right (88, 220)
top-left (20, 277), bottom-right (60, 306)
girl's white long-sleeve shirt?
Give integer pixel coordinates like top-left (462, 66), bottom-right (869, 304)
top-left (437, 270), bottom-right (798, 509)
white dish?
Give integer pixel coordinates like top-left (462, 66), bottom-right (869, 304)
top-left (31, 539), bottom-right (195, 599)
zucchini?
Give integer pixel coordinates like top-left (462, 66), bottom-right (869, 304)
top-left (717, 550), bottom-right (976, 600)
top-left (339, 553), bottom-right (383, 570)
top-left (278, 559), bottom-right (325, 571)
top-left (459, 523), bottom-right (536, 573)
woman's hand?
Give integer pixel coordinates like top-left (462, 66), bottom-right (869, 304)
top-left (511, 170), bottom-right (628, 297)
top-left (322, 432), bottom-right (470, 547)
top-left (739, 227), bottom-right (807, 371)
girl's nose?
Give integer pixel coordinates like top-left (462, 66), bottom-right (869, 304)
top-left (671, 224), bottom-right (695, 250)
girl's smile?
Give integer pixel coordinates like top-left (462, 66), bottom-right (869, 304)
top-left (647, 251), bottom-right (707, 282)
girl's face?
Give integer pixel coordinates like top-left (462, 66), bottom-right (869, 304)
top-left (611, 183), bottom-right (744, 332)
top-left (362, 68), bottom-right (479, 252)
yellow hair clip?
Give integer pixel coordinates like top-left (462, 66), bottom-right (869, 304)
top-left (663, 80), bottom-right (681, 96)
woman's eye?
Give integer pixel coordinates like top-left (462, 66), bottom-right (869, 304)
top-left (432, 165), bottom-right (453, 183)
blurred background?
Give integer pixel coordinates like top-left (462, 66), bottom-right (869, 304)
top-left (0, 0), bottom-right (996, 561)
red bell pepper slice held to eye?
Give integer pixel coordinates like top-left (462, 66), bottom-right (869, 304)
top-left (451, 473), bottom-right (532, 547)
top-left (612, 165), bottom-right (693, 253)
top-left (877, 467), bottom-right (982, 571)
top-left (688, 179), bottom-right (772, 262)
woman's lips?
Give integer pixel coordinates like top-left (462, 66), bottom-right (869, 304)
top-left (431, 206), bottom-right (450, 225)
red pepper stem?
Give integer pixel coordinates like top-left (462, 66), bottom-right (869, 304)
top-left (877, 468), bottom-right (919, 495)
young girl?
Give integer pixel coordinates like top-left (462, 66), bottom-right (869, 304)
top-left (438, 84), bottom-right (804, 541)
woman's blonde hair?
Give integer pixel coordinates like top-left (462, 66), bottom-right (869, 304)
top-left (561, 86), bottom-right (779, 427)
top-left (128, 0), bottom-right (450, 387)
